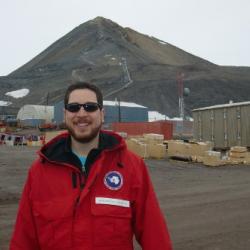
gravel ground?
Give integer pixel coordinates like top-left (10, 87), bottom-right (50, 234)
top-left (1, 145), bottom-right (250, 249)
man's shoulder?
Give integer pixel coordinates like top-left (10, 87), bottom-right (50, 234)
top-left (29, 156), bottom-right (46, 170)
top-left (121, 147), bottom-right (146, 171)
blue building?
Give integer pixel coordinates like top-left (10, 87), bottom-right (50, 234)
top-left (54, 100), bottom-right (148, 125)
top-left (104, 101), bottom-right (148, 123)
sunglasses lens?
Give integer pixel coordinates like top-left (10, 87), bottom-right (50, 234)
top-left (65, 103), bottom-right (100, 112)
top-left (65, 103), bottom-right (81, 112)
top-left (84, 103), bottom-right (100, 112)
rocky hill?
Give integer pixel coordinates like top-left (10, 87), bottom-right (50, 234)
top-left (1, 16), bottom-right (250, 117)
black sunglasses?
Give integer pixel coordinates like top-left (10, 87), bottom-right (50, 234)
top-left (65, 102), bottom-right (101, 113)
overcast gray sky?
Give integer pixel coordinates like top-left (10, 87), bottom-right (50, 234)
top-left (0, 0), bottom-right (249, 76)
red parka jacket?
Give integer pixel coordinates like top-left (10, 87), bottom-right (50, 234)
top-left (10, 130), bottom-right (172, 250)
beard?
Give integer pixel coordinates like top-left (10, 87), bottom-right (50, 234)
top-left (66, 122), bottom-right (102, 143)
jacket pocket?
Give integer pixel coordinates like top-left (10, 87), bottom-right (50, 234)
top-left (91, 196), bottom-right (133, 247)
top-left (32, 197), bottom-right (74, 249)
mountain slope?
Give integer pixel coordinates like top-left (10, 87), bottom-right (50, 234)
top-left (1, 16), bottom-right (250, 117)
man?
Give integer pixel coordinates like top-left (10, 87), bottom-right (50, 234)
top-left (10, 82), bottom-right (172, 250)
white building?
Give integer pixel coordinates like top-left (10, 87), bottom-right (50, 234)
top-left (17, 105), bottom-right (54, 124)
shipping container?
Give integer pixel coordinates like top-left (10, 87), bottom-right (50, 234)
top-left (192, 101), bottom-right (250, 148)
top-left (112, 121), bottom-right (173, 140)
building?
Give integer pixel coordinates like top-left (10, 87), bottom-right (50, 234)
top-left (54, 100), bottom-right (148, 125)
top-left (104, 101), bottom-right (148, 123)
top-left (0, 106), bottom-right (19, 121)
top-left (192, 101), bottom-right (250, 148)
top-left (17, 105), bottom-right (54, 127)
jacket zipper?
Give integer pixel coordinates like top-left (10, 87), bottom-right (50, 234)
top-left (79, 171), bottom-right (85, 190)
top-left (73, 170), bottom-right (85, 215)
top-left (72, 170), bottom-right (84, 245)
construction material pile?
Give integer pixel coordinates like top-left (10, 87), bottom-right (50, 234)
top-left (228, 146), bottom-right (250, 164)
top-left (167, 140), bottom-right (250, 166)
top-left (126, 133), bottom-right (166, 159)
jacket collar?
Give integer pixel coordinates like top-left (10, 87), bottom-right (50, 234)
top-left (38, 130), bottom-right (126, 169)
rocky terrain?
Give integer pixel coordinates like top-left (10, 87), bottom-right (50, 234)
top-left (1, 16), bottom-right (250, 117)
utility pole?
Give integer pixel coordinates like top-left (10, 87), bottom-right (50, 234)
top-left (118, 97), bottom-right (121, 122)
top-left (115, 97), bottom-right (121, 122)
top-left (177, 73), bottom-right (184, 119)
top-left (44, 92), bottom-right (49, 114)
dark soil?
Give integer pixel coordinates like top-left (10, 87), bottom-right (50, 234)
top-left (1, 145), bottom-right (250, 249)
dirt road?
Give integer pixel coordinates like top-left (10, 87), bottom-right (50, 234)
top-left (1, 145), bottom-right (250, 249)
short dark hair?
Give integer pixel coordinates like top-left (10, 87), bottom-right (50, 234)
top-left (64, 81), bottom-right (103, 108)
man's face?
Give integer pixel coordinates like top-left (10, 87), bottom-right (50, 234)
top-left (64, 88), bottom-right (104, 143)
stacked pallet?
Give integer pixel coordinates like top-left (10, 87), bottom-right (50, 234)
top-left (167, 140), bottom-right (229, 166)
top-left (228, 146), bottom-right (250, 164)
top-left (126, 133), bottom-right (166, 159)
top-left (167, 140), bottom-right (213, 162)
top-left (203, 150), bottom-right (226, 167)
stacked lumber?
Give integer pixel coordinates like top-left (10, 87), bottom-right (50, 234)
top-left (167, 140), bottom-right (212, 162)
top-left (228, 146), bottom-right (250, 164)
top-left (126, 133), bottom-right (166, 159)
top-left (203, 150), bottom-right (226, 167)
top-left (126, 138), bottom-right (148, 158)
top-left (143, 133), bottom-right (164, 144)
